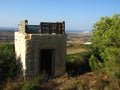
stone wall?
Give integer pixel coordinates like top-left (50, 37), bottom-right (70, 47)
top-left (14, 32), bottom-right (27, 76)
top-left (15, 32), bottom-right (67, 77)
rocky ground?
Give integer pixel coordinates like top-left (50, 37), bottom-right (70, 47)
top-left (41, 72), bottom-right (120, 90)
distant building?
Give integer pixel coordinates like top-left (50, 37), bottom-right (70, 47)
top-left (15, 20), bottom-right (66, 77)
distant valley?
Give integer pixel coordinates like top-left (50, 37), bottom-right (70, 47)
top-left (0, 29), bottom-right (92, 44)
top-left (0, 30), bottom-right (15, 43)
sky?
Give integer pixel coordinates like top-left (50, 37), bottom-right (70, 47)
top-left (0, 0), bottom-right (120, 31)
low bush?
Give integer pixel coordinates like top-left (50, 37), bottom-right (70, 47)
top-left (22, 73), bottom-right (48, 90)
top-left (22, 82), bottom-right (40, 90)
top-left (79, 44), bottom-right (92, 49)
top-left (66, 52), bottom-right (91, 76)
top-left (89, 55), bottom-right (104, 71)
top-left (0, 43), bottom-right (20, 84)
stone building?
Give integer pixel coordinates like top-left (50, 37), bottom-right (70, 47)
top-left (15, 20), bottom-right (66, 77)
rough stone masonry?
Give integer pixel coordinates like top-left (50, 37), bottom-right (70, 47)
top-left (15, 20), bottom-right (67, 77)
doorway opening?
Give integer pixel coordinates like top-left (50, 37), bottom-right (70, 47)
top-left (40, 49), bottom-right (54, 76)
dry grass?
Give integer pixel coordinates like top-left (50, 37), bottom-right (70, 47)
top-left (67, 47), bottom-right (86, 54)
top-left (41, 72), bottom-right (120, 90)
top-left (3, 81), bottom-right (23, 90)
top-left (67, 41), bottom-right (87, 54)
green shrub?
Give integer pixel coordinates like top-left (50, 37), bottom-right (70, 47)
top-left (22, 73), bottom-right (48, 90)
top-left (22, 82), bottom-right (40, 90)
top-left (115, 72), bottom-right (120, 79)
top-left (89, 55), bottom-right (104, 71)
top-left (0, 43), bottom-right (19, 82)
top-left (79, 44), bottom-right (92, 49)
top-left (66, 52), bottom-right (91, 76)
top-left (90, 14), bottom-right (120, 78)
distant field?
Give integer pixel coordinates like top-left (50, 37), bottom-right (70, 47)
top-left (67, 47), bottom-right (86, 54)
top-left (0, 30), bottom-right (14, 43)
top-left (66, 32), bottom-right (91, 54)
top-left (0, 31), bottom-right (92, 50)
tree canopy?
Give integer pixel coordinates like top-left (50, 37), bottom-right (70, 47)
top-left (89, 14), bottom-right (120, 78)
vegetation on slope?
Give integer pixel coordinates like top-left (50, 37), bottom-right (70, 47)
top-left (0, 43), bottom-right (19, 81)
top-left (89, 14), bottom-right (120, 79)
top-left (66, 52), bottom-right (91, 76)
top-left (1, 14), bottom-right (120, 90)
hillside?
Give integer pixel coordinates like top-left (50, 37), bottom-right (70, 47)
top-left (1, 30), bottom-right (120, 90)
top-left (0, 30), bottom-right (14, 43)
top-left (67, 31), bottom-right (92, 43)
top-left (41, 72), bottom-right (120, 90)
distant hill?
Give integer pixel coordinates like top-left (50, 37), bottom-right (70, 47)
top-left (0, 28), bottom-right (92, 44)
top-left (66, 29), bottom-right (91, 33)
top-left (0, 27), bottom-right (18, 31)
top-left (66, 31), bottom-right (92, 43)
top-left (0, 30), bottom-right (14, 43)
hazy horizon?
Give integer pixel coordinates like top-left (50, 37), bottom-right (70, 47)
top-left (0, 26), bottom-right (92, 32)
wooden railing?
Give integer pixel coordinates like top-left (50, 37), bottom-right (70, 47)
top-left (19, 20), bottom-right (65, 34)
top-left (40, 21), bottom-right (65, 34)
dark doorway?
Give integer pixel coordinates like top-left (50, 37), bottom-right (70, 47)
top-left (40, 49), bottom-right (54, 76)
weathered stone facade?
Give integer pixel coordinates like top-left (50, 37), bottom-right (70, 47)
top-left (15, 20), bottom-right (66, 77)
